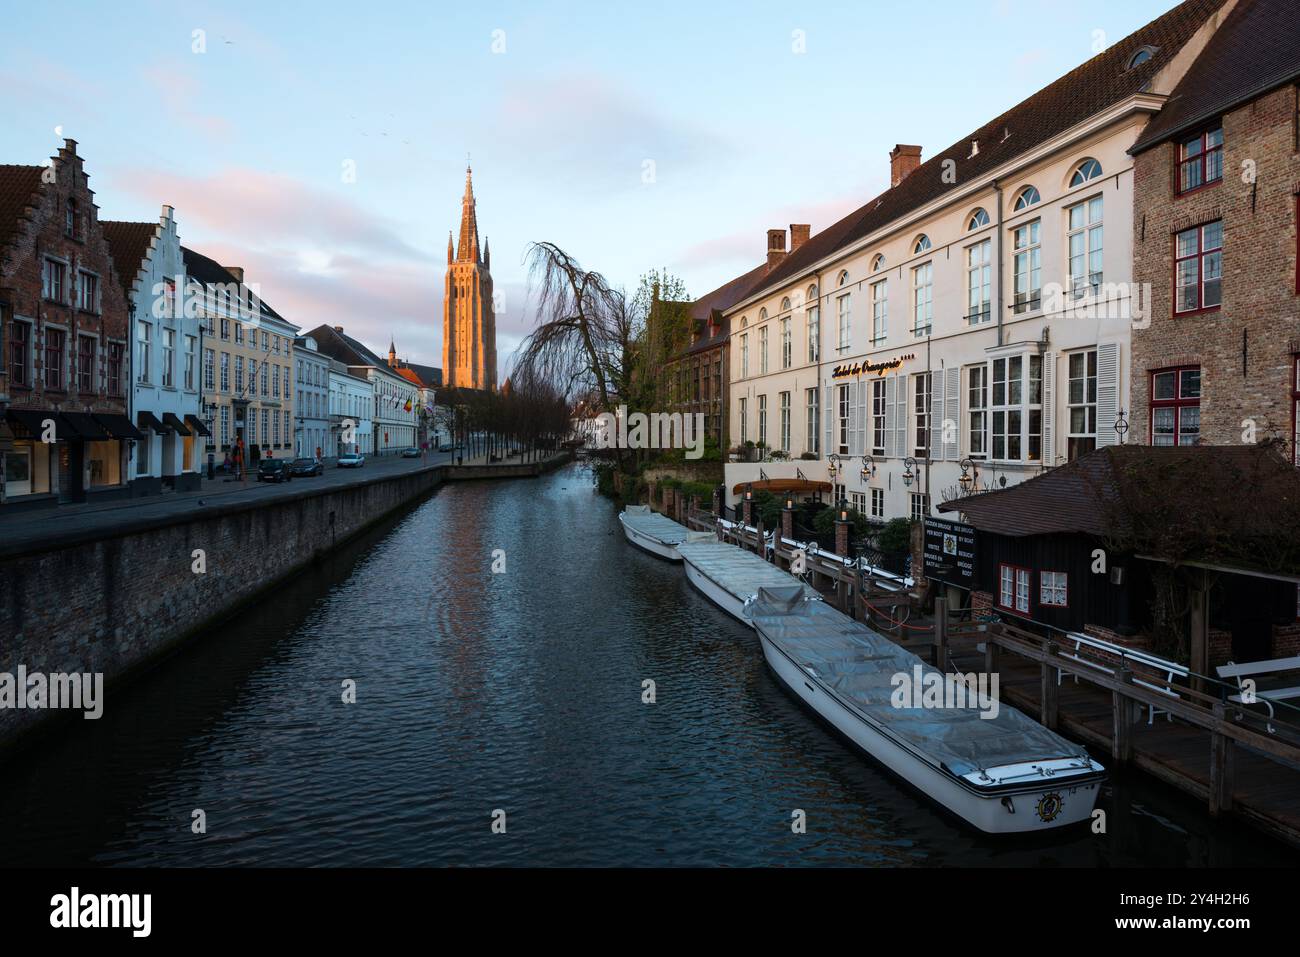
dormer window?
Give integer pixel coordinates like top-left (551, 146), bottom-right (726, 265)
top-left (1127, 46), bottom-right (1157, 70)
top-left (870, 254), bottom-right (885, 272)
top-left (913, 235), bottom-right (932, 254)
top-left (967, 208), bottom-right (989, 230)
top-left (1013, 186), bottom-right (1041, 211)
top-left (1069, 158), bottom-right (1103, 187)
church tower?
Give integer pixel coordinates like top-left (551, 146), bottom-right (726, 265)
top-left (442, 165), bottom-right (497, 391)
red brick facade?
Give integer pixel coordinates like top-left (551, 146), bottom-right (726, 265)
top-left (1130, 84), bottom-right (1300, 452)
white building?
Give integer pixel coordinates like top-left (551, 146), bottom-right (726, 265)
top-left (294, 336), bottom-right (331, 460)
top-left (328, 359), bottom-right (373, 456)
top-left (103, 206), bottom-right (206, 492)
top-left (303, 325), bottom-right (417, 456)
top-left (723, 10), bottom-right (1221, 526)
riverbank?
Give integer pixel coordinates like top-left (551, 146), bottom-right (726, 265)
top-left (0, 449), bottom-right (572, 750)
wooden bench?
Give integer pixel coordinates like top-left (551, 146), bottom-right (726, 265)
top-left (1216, 657), bottom-right (1300, 733)
top-left (1059, 632), bottom-right (1189, 725)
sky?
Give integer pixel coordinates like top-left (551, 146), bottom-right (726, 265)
top-left (0, 0), bottom-right (1183, 376)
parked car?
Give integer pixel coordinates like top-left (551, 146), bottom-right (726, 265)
top-left (401, 447), bottom-right (421, 458)
top-left (438, 439), bottom-right (454, 452)
top-left (338, 453), bottom-right (365, 468)
top-left (257, 459), bottom-right (291, 483)
top-left (288, 457), bottom-right (324, 477)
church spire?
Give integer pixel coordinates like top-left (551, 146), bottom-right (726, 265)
top-left (483, 236), bottom-right (490, 269)
top-left (455, 163), bottom-right (480, 263)
top-left (447, 231), bottom-right (454, 264)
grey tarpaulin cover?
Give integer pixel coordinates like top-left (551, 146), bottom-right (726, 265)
top-left (749, 586), bottom-right (1090, 777)
top-left (675, 542), bottom-right (819, 602)
top-left (620, 505), bottom-right (691, 544)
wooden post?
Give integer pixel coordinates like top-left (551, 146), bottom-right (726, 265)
top-left (934, 585), bottom-right (949, 671)
top-left (1111, 667), bottom-right (1136, 763)
top-left (755, 515), bottom-right (765, 558)
top-left (1040, 641), bottom-right (1059, 730)
top-left (1189, 575), bottom-right (1209, 695)
top-left (984, 636), bottom-right (1000, 679)
top-left (1209, 703), bottom-right (1236, 816)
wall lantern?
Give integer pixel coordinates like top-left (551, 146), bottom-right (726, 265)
top-left (902, 456), bottom-right (918, 488)
top-left (958, 457), bottom-right (976, 491)
top-left (827, 453), bottom-right (841, 482)
top-left (859, 454), bottom-right (876, 482)
top-left (838, 497), bottom-right (849, 523)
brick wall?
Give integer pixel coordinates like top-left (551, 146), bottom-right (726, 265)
top-left (1131, 84), bottom-right (1300, 449)
top-left (0, 465), bottom-right (445, 747)
top-left (1273, 621), bottom-right (1300, 658)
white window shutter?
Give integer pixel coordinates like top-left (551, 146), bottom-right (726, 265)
top-left (1096, 343), bottom-right (1120, 447)
top-left (884, 375), bottom-right (896, 458)
top-left (895, 373), bottom-right (909, 459)
top-left (929, 371), bottom-right (944, 462)
top-left (944, 366), bottom-right (960, 460)
top-left (1042, 351), bottom-right (1055, 465)
top-left (824, 383), bottom-right (833, 456)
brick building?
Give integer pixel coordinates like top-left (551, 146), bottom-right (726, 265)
top-left (1129, 0), bottom-right (1300, 456)
top-left (0, 139), bottom-right (139, 509)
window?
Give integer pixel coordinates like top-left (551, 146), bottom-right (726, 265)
top-left (836, 383), bottom-right (850, 455)
top-left (262, 408), bottom-right (269, 446)
top-left (136, 322), bottom-right (151, 383)
top-left (871, 279), bottom-right (887, 343)
top-left (1069, 158), bottom-right (1102, 187)
top-left (872, 379), bottom-right (887, 456)
top-left (966, 240), bottom-right (991, 323)
top-left (220, 318), bottom-right (230, 340)
top-left (161, 328), bottom-right (175, 387)
top-left (44, 327), bottom-right (65, 389)
top-left (1067, 196), bottom-right (1103, 299)
top-left (759, 326), bottom-right (769, 375)
top-left (43, 259), bottom-right (66, 302)
top-left (968, 208), bottom-right (989, 230)
top-left (870, 254), bottom-right (885, 272)
top-left (273, 406), bottom-right (280, 445)
top-left (1178, 125), bottom-right (1223, 194)
top-left (284, 411), bottom-right (290, 448)
top-left (1068, 350), bottom-right (1098, 460)
top-left (1012, 219), bottom-right (1041, 313)
top-left (9, 320), bottom-right (29, 385)
top-left (911, 262), bottom-right (932, 336)
top-left (235, 355), bottom-right (245, 393)
top-left (1013, 186), bottom-right (1040, 211)
top-left (740, 334), bottom-right (749, 378)
top-left (779, 391), bottom-right (790, 452)
top-left (204, 348), bottom-right (215, 390)
top-left (1127, 46), bottom-right (1155, 69)
top-left (164, 279), bottom-right (177, 319)
top-left (1040, 571), bottom-right (1068, 607)
top-left (968, 365), bottom-right (987, 458)
top-left (914, 372), bottom-right (931, 457)
top-left (739, 397), bottom-right (748, 444)
top-left (235, 323), bottom-right (245, 345)
top-left (77, 335), bottom-right (95, 392)
top-left (991, 354), bottom-right (1042, 461)
top-left (107, 342), bottom-right (124, 396)
top-left (837, 294), bottom-right (851, 353)
top-left (780, 317), bottom-right (791, 369)
top-left (850, 491), bottom-right (866, 514)
top-left (806, 388), bottom-right (819, 456)
top-left (999, 564), bottom-right (1031, 614)
top-left (220, 352), bottom-right (230, 392)
top-left (807, 300), bottom-right (820, 363)
top-left (263, 361), bottom-right (270, 396)
top-left (1175, 221), bottom-right (1222, 313)
top-left (913, 234), bottom-right (931, 254)
top-left (1151, 367), bottom-right (1201, 446)
top-left (78, 271), bottom-right (98, 312)
top-left (184, 335), bottom-right (196, 390)
top-left (65, 199), bottom-right (79, 238)
top-left (909, 492), bottom-right (930, 522)
top-left (758, 394), bottom-right (767, 446)
top-left (220, 406), bottom-right (230, 447)
top-left (870, 488), bottom-right (884, 519)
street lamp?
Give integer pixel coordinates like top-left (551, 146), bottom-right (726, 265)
top-left (838, 497), bottom-right (849, 522)
top-left (827, 453), bottom-right (841, 482)
top-left (859, 454), bottom-right (876, 482)
top-left (958, 457), bottom-right (977, 492)
top-left (902, 456), bottom-right (918, 488)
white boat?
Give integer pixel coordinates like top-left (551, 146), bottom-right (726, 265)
top-left (749, 586), bottom-right (1106, 834)
top-left (618, 505), bottom-right (692, 561)
top-left (675, 540), bottom-right (819, 627)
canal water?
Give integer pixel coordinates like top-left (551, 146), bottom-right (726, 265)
top-left (1, 463), bottom-right (1295, 867)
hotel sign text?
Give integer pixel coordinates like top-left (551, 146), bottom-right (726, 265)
top-left (831, 353), bottom-right (917, 379)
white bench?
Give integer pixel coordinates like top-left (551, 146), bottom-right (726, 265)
top-left (1058, 632), bottom-right (1189, 725)
top-left (1217, 656), bottom-right (1300, 733)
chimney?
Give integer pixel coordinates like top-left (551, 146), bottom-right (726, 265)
top-left (789, 224), bottom-right (811, 252)
top-left (224, 266), bottom-right (244, 283)
top-left (766, 228), bottom-right (787, 271)
top-left (333, 325), bottom-right (344, 333)
top-left (890, 144), bottom-right (922, 187)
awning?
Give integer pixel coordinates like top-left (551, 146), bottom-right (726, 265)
top-left (162, 412), bottom-right (191, 436)
top-left (137, 410), bottom-right (172, 434)
top-left (185, 414), bottom-right (212, 437)
top-left (93, 413), bottom-right (146, 440)
top-left (731, 478), bottom-right (834, 496)
top-left (60, 412), bottom-right (111, 440)
top-left (5, 409), bottom-right (58, 438)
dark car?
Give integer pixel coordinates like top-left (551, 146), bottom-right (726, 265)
top-left (288, 457), bottom-right (324, 477)
top-left (401, 447), bottom-right (421, 458)
top-left (257, 459), bottom-right (291, 483)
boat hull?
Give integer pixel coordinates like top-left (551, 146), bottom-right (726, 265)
top-left (682, 554), bottom-right (753, 627)
top-left (755, 627), bottom-right (1102, 834)
top-left (619, 514), bottom-right (683, 561)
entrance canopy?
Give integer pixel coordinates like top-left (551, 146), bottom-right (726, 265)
top-left (731, 478), bottom-right (832, 496)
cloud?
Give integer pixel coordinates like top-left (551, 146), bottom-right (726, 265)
top-left (141, 59), bottom-right (233, 140)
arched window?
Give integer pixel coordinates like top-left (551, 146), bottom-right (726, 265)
top-left (870, 254), bottom-right (885, 272)
top-left (913, 235), bottom-right (932, 254)
top-left (740, 316), bottom-right (748, 328)
top-left (837, 270), bottom-right (850, 287)
top-left (967, 208), bottom-right (989, 230)
top-left (759, 307), bottom-right (768, 321)
top-left (1013, 186), bottom-right (1041, 211)
top-left (780, 296), bottom-right (791, 312)
top-left (1070, 158), bottom-right (1103, 187)
top-left (807, 283), bottom-right (818, 300)
top-left (64, 199), bottom-right (78, 238)
top-left (1127, 46), bottom-right (1156, 69)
